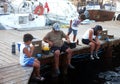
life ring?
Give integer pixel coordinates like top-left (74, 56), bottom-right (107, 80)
top-left (34, 5), bottom-right (44, 15)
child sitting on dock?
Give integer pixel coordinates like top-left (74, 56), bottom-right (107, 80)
top-left (19, 33), bottom-right (45, 81)
top-left (82, 25), bottom-right (103, 60)
top-left (67, 13), bottom-right (85, 42)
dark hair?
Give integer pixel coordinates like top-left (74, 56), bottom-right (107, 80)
top-left (83, 7), bottom-right (86, 12)
top-left (23, 33), bottom-right (33, 42)
top-left (79, 13), bottom-right (86, 20)
top-left (93, 25), bottom-right (103, 35)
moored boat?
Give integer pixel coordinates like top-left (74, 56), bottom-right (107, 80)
top-left (88, 9), bottom-right (115, 21)
top-left (0, 0), bottom-right (78, 30)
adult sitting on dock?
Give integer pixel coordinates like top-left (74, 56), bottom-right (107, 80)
top-left (82, 25), bottom-right (103, 60)
top-left (43, 23), bottom-right (75, 77)
top-left (19, 33), bottom-right (45, 81)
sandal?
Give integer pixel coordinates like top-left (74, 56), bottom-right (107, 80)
top-left (35, 76), bottom-right (45, 81)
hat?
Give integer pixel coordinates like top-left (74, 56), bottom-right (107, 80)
top-left (53, 23), bottom-right (60, 31)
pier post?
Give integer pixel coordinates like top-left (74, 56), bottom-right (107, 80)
top-left (102, 45), bottom-right (113, 69)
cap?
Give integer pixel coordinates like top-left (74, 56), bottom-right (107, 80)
top-left (53, 23), bottom-right (60, 31)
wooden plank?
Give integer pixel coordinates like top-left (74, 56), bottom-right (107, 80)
top-left (0, 64), bottom-right (21, 73)
top-left (0, 70), bottom-right (33, 84)
top-left (0, 53), bottom-right (18, 64)
top-left (0, 64), bottom-right (33, 84)
top-left (0, 63), bottom-right (19, 69)
top-left (0, 60), bottom-right (8, 67)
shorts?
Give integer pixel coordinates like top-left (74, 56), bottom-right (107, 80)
top-left (50, 43), bottom-right (69, 53)
top-left (68, 28), bottom-right (77, 36)
top-left (24, 57), bottom-right (35, 67)
top-left (82, 39), bottom-right (95, 45)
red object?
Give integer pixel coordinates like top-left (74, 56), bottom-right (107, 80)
top-left (44, 2), bottom-right (50, 13)
top-left (34, 5), bottom-right (44, 15)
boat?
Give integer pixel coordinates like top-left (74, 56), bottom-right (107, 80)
top-left (0, 0), bottom-right (46, 30)
top-left (0, 0), bottom-right (78, 30)
top-left (88, 9), bottom-right (115, 21)
top-left (85, 2), bottom-right (115, 21)
top-left (42, 0), bottom-right (78, 25)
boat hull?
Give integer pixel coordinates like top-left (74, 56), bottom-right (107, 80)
top-left (0, 14), bottom-right (46, 30)
top-left (88, 10), bottom-right (115, 21)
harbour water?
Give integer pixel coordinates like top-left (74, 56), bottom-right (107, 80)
top-left (29, 45), bottom-right (120, 84)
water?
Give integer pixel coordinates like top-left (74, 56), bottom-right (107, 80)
top-left (29, 45), bottom-right (120, 84)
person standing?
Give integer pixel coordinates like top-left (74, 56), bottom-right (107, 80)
top-left (19, 33), bottom-right (45, 81)
top-left (67, 13), bottom-right (85, 42)
top-left (43, 23), bottom-right (75, 77)
top-left (82, 25), bottom-right (103, 60)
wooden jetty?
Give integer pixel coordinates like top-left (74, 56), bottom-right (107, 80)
top-left (0, 21), bottom-right (120, 84)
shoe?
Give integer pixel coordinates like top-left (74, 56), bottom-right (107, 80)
top-left (35, 76), bottom-right (45, 81)
top-left (68, 64), bottom-right (75, 69)
top-left (90, 55), bottom-right (94, 60)
top-left (94, 54), bottom-right (100, 59)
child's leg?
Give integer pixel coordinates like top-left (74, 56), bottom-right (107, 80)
top-left (94, 41), bottom-right (101, 59)
top-left (33, 59), bottom-right (40, 77)
top-left (67, 28), bottom-right (72, 36)
top-left (73, 30), bottom-right (77, 42)
top-left (89, 42), bottom-right (95, 60)
top-left (95, 41), bottom-right (101, 53)
top-left (73, 35), bottom-right (76, 42)
top-left (34, 59), bottom-right (45, 81)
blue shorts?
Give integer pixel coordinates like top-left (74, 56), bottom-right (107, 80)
top-left (68, 28), bottom-right (77, 36)
top-left (24, 57), bottom-right (35, 67)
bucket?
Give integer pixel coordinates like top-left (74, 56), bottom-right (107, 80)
top-left (69, 42), bottom-right (76, 49)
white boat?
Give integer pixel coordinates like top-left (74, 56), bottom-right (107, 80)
top-left (0, 0), bottom-right (46, 30)
top-left (42, 0), bottom-right (78, 24)
top-left (0, 0), bottom-right (78, 30)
